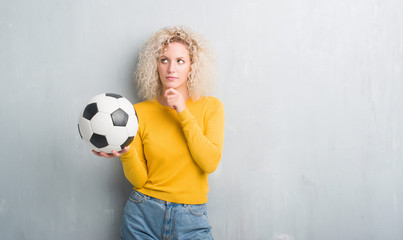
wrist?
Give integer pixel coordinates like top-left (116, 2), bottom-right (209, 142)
top-left (176, 105), bottom-right (186, 113)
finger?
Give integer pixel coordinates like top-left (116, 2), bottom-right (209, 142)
top-left (92, 150), bottom-right (102, 157)
top-left (164, 88), bottom-right (179, 97)
top-left (166, 96), bottom-right (178, 104)
top-left (166, 100), bottom-right (178, 110)
top-left (111, 150), bottom-right (123, 157)
top-left (119, 146), bottom-right (130, 154)
top-left (100, 151), bottom-right (114, 158)
top-left (165, 95), bottom-right (176, 103)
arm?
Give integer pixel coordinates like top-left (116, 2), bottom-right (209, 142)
top-left (120, 129), bottom-right (148, 188)
top-left (178, 100), bottom-right (225, 173)
top-left (162, 88), bottom-right (225, 173)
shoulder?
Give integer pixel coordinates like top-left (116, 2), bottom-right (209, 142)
top-left (190, 97), bottom-right (224, 118)
top-left (196, 96), bottom-right (224, 108)
top-left (132, 100), bottom-right (159, 123)
top-left (133, 100), bottom-right (156, 112)
top-left (132, 100), bottom-right (158, 130)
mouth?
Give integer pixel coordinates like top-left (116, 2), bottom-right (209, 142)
top-left (166, 76), bottom-right (178, 80)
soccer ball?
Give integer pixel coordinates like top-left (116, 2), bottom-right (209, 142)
top-left (78, 93), bottom-right (138, 153)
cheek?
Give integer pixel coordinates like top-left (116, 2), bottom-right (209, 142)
top-left (181, 69), bottom-right (190, 79)
top-left (157, 65), bottom-right (164, 76)
top-left (184, 64), bottom-right (191, 76)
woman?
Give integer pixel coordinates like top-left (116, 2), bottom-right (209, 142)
top-left (93, 26), bottom-right (224, 240)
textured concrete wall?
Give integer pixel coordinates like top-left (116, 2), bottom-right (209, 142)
top-left (1, 0), bottom-right (402, 239)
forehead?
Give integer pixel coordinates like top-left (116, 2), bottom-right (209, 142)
top-left (161, 42), bottom-right (190, 57)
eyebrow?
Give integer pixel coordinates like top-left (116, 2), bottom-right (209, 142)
top-left (160, 55), bottom-right (186, 59)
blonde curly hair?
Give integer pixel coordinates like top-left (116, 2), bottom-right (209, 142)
top-left (135, 26), bottom-right (215, 100)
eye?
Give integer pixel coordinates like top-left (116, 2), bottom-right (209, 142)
top-left (177, 59), bottom-right (185, 64)
top-left (160, 58), bottom-right (168, 64)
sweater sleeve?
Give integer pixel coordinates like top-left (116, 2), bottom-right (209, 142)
top-left (120, 127), bottom-right (148, 189)
top-left (178, 99), bottom-right (225, 174)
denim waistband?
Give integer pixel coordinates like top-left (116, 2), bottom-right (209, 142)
top-left (132, 190), bottom-right (202, 207)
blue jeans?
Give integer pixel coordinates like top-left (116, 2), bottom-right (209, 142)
top-left (121, 190), bottom-right (214, 240)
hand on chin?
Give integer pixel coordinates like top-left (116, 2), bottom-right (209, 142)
top-left (163, 88), bottom-right (187, 113)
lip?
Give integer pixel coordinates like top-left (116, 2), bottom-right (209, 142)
top-left (166, 76), bottom-right (178, 80)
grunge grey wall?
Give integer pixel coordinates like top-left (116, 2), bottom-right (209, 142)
top-left (1, 0), bottom-right (403, 239)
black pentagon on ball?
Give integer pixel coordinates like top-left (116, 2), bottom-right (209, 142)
top-left (83, 102), bottom-right (98, 120)
top-left (121, 136), bottom-right (134, 149)
top-left (106, 93), bottom-right (122, 99)
top-left (90, 133), bottom-right (108, 148)
top-left (111, 108), bottom-right (128, 126)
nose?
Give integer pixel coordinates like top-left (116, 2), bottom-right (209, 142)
top-left (168, 62), bottom-right (176, 73)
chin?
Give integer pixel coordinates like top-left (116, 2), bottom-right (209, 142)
top-left (163, 85), bottom-right (177, 89)
top-left (162, 81), bottom-right (186, 91)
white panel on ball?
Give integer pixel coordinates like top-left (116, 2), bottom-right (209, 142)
top-left (106, 127), bottom-right (129, 146)
top-left (78, 117), bottom-right (93, 140)
top-left (126, 115), bottom-right (139, 136)
top-left (97, 96), bottom-right (120, 114)
top-left (91, 112), bottom-right (113, 135)
top-left (118, 98), bottom-right (136, 115)
top-left (99, 145), bottom-right (121, 153)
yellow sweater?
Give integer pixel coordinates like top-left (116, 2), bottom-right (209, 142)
top-left (120, 96), bottom-right (225, 204)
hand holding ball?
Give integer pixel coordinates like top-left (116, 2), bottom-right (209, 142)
top-left (78, 93), bottom-right (138, 154)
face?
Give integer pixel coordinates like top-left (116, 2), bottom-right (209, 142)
top-left (157, 42), bottom-right (191, 93)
